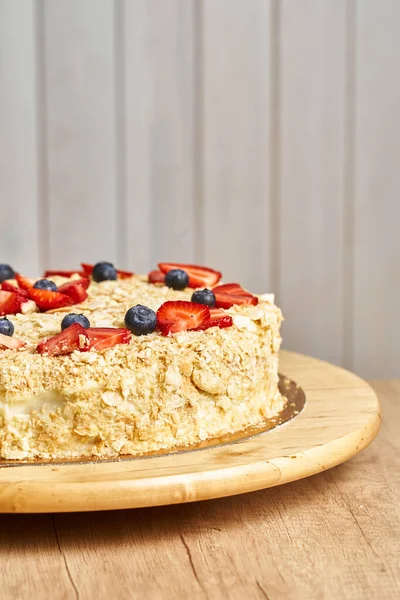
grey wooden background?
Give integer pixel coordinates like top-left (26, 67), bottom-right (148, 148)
top-left (0, 0), bottom-right (399, 378)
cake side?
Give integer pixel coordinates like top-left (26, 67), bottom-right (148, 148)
top-left (0, 274), bottom-right (283, 460)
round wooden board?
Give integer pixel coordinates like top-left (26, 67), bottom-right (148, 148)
top-left (0, 351), bottom-right (380, 513)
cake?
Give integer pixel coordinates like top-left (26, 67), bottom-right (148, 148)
top-left (0, 262), bottom-right (284, 460)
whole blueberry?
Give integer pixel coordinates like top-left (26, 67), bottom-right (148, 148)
top-left (33, 278), bottom-right (58, 292)
top-left (0, 264), bottom-right (15, 283)
top-left (165, 269), bottom-right (189, 291)
top-left (61, 313), bottom-right (91, 331)
top-left (92, 262), bottom-right (117, 282)
top-left (0, 317), bottom-right (14, 337)
top-left (124, 305), bottom-right (157, 336)
top-left (191, 288), bottom-right (216, 307)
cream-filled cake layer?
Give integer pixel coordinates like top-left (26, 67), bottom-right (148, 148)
top-left (0, 276), bottom-right (283, 460)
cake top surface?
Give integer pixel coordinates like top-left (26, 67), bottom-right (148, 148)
top-left (0, 266), bottom-right (282, 404)
top-left (4, 273), bottom-right (278, 350)
top-left (0, 259), bottom-right (281, 351)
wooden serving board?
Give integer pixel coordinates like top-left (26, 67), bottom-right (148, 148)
top-left (0, 351), bottom-right (380, 513)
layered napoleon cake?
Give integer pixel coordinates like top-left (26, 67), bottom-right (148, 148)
top-left (0, 261), bottom-right (283, 460)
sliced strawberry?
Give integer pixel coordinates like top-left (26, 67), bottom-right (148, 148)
top-left (43, 269), bottom-right (86, 278)
top-left (83, 327), bottom-right (132, 351)
top-left (211, 283), bottom-right (243, 293)
top-left (57, 282), bottom-right (88, 304)
top-left (206, 308), bottom-right (233, 329)
top-left (212, 283), bottom-right (258, 309)
top-left (58, 277), bottom-right (90, 291)
top-left (156, 301), bottom-right (210, 336)
top-left (1, 281), bottom-right (29, 297)
top-left (15, 274), bottom-right (35, 291)
top-left (117, 269), bottom-right (134, 279)
top-left (148, 270), bottom-right (165, 284)
top-left (27, 287), bottom-right (73, 312)
top-left (193, 308), bottom-right (233, 331)
top-left (0, 290), bottom-right (27, 316)
top-left (158, 263), bottom-right (222, 289)
top-left (81, 263), bottom-right (94, 276)
top-left (213, 294), bottom-right (258, 309)
top-left (58, 277), bottom-right (90, 294)
top-left (78, 278), bottom-right (90, 290)
top-left (37, 323), bottom-right (89, 356)
top-left (81, 263), bottom-right (134, 280)
top-left (0, 333), bottom-right (26, 350)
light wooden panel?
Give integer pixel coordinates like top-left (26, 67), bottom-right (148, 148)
top-left (353, 0), bottom-right (400, 378)
top-left (202, 0), bottom-right (272, 293)
top-left (124, 0), bottom-right (196, 273)
top-left (42, 0), bottom-right (118, 269)
top-left (278, 0), bottom-right (347, 366)
top-left (0, 0), bottom-right (41, 274)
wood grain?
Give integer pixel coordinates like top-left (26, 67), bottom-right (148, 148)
top-left (0, 351), bottom-right (379, 514)
top-left (0, 0), bottom-right (41, 274)
top-left (0, 378), bottom-right (397, 599)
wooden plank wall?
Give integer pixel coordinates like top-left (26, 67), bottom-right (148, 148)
top-left (0, 0), bottom-right (398, 378)
top-left (278, 0), bottom-right (347, 367)
top-left (352, 0), bottom-right (400, 377)
top-left (0, 1), bottom-right (41, 274)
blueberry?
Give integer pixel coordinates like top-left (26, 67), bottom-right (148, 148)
top-left (33, 278), bottom-right (58, 292)
top-left (165, 269), bottom-right (189, 291)
top-left (92, 262), bottom-right (117, 282)
top-left (0, 264), bottom-right (15, 283)
top-left (191, 288), bottom-right (216, 307)
top-left (0, 317), bottom-right (14, 337)
top-left (124, 305), bottom-right (157, 336)
top-left (61, 313), bottom-right (91, 331)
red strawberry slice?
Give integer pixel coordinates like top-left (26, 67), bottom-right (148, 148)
top-left (0, 290), bottom-right (28, 316)
top-left (58, 278), bottom-right (90, 302)
top-left (156, 301), bottom-right (210, 336)
top-left (212, 283), bottom-right (258, 309)
top-left (27, 287), bottom-right (73, 312)
top-left (206, 308), bottom-right (233, 329)
top-left (84, 327), bottom-right (132, 351)
top-left (211, 283), bottom-right (242, 293)
top-left (37, 323), bottom-right (89, 356)
top-left (43, 269), bottom-right (86, 278)
top-left (148, 270), bottom-right (165, 284)
top-left (117, 269), bottom-right (134, 279)
top-left (58, 277), bottom-right (90, 291)
top-left (0, 333), bottom-right (26, 350)
top-left (81, 263), bottom-right (134, 280)
top-left (193, 308), bottom-right (233, 331)
top-left (81, 263), bottom-right (94, 276)
top-left (158, 263), bottom-right (222, 289)
top-left (1, 281), bottom-right (29, 298)
top-left (57, 282), bottom-right (88, 304)
top-left (214, 294), bottom-right (258, 309)
top-left (15, 274), bottom-right (35, 291)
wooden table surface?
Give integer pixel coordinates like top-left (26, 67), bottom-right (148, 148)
top-left (0, 380), bottom-right (398, 600)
